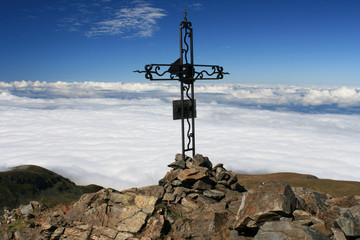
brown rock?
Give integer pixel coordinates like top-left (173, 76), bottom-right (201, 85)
top-left (163, 192), bottom-right (176, 202)
top-left (203, 189), bottom-right (225, 200)
top-left (253, 221), bottom-right (330, 240)
top-left (91, 225), bottom-right (118, 239)
top-left (136, 185), bottom-right (165, 200)
top-left (159, 169), bottom-right (182, 186)
top-left (170, 219), bottom-right (192, 240)
top-left (197, 194), bottom-right (218, 205)
top-left (230, 182), bottom-right (246, 192)
top-left (213, 163), bottom-right (224, 170)
top-left (177, 167), bottom-right (209, 185)
top-left (117, 211), bottom-right (147, 233)
top-left (311, 220), bottom-right (333, 237)
top-left (181, 197), bottom-right (201, 211)
top-left (115, 232), bottom-right (134, 240)
top-left (331, 228), bottom-right (347, 240)
top-left (168, 160), bottom-right (185, 170)
top-left (234, 183), bottom-right (297, 231)
top-left (134, 195), bottom-right (157, 214)
top-left (335, 205), bottom-right (360, 237)
top-left (193, 179), bottom-right (212, 190)
top-left (193, 154), bottom-right (213, 169)
top-left (50, 227), bottom-right (65, 240)
top-left (292, 187), bottom-right (328, 214)
top-left (190, 209), bottom-right (229, 239)
top-left (60, 226), bottom-right (91, 240)
top-left (293, 210), bottom-right (312, 221)
top-left (65, 188), bottom-right (158, 234)
top-left (143, 215), bottom-right (165, 239)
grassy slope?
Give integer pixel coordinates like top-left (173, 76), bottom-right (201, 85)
top-left (0, 165), bottom-right (102, 210)
top-left (237, 172), bottom-right (360, 198)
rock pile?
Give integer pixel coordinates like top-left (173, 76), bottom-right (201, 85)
top-left (159, 154), bottom-right (246, 204)
top-left (1, 154), bottom-right (360, 240)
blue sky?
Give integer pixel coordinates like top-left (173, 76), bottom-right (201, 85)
top-left (0, 0), bottom-right (359, 85)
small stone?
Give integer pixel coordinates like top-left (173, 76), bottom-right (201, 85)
top-left (50, 227), bottom-right (65, 240)
top-left (163, 192), bottom-right (176, 202)
top-left (171, 179), bottom-right (182, 187)
top-left (161, 169), bottom-right (182, 184)
top-left (197, 195), bottom-right (218, 205)
top-left (143, 215), bottom-right (165, 239)
top-left (230, 182), bottom-right (246, 192)
top-left (213, 163), bottom-right (223, 170)
top-left (177, 168), bottom-right (209, 185)
top-left (181, 197), bottom-right (200, 211)
top-left (135, 195), bottom-right (157, 214)
top-left (115, 232), bottom-right (134, 240)
top-left (331, 228), bottom-right (347, 240)
top-left (311, 220), bottom-right (333, 237)
top-left (20, 204), bottom-right (33, 215)
top-left (227, 172), bottom-right (238, 185)
top-left (175, 153), bottom-right (190, 162)
top-left (168, 160), bottom-right (186, 169)
top-left (229, 230), bottom-right (240, 240)
top-left (193, 154), bottom-right (213, 169)
top-left (215, 167), bottom-right (226, 181)
top-left (293, 210), bottom-right (312, 221)
top-left (91, 225), bottom-right (118, 239)
top-left (193, 180), bottom-right (212, 190)
top-left (203, 189), bottom-right (225, 200)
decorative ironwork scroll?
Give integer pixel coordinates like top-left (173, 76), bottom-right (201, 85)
top-left (135, 10), bottom-right (229, 161)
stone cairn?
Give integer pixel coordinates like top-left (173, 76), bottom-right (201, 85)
top-left (159, 154), bottom-right (246, 204)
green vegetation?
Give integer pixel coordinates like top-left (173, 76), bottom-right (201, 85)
top-left (0, 165), bottom-right (102, 212)
top-left (237, 172), bottom-right (360, 198)
top-left (7, 220), bottom-right (28, 231)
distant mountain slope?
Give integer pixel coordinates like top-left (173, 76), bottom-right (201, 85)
top-left (0, 165), bottom-right (102, 212)
top-left (237, 172), bottom-right (360, 198)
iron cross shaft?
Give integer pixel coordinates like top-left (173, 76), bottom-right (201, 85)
top-left (135, 11), bottom-right (229, 161)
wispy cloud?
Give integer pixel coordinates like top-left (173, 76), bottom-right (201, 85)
top-left (86, 3), bottom-right (166, 38)
top-left (189, 2), bottom-right (203, 10)
top-left (53, 0), bottom-right (166, 38)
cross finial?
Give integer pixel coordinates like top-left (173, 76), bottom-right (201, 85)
top-left (184, 9), bottom-right (187, 22)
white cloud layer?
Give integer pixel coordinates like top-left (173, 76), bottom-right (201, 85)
top-left (1, 81), bottom-right (359, 113)
top-left (0, 81), bottom-right (359, 190)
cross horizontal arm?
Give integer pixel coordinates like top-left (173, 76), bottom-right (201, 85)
top-left (134, 64), bottom-right (177, 81)
top-left (134, 63), bottom-right (229, 82)
top-left (193, 64), bottom-right (229, 81)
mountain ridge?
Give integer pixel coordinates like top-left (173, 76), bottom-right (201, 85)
top-left (1, 155), bottom-right (359, 239)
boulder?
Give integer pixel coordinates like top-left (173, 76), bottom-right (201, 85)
top-left (143, 215), bottom-right (165, 239)
top-left (292, 187), bottom-right (328, 214)
top-left (65, 188), bottom-right (158, 234)
top-left (335, 206), bottom-right (360, 237)
top-left (234, 182), bottom-right (297, 231)
top-left (253, 221), bottom-right (330, 240)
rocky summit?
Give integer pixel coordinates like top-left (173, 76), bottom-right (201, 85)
top-left (1, 154), bottom-right (360, 240)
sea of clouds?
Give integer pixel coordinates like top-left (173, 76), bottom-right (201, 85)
top-left (0, 81), bottom-right (359, 190)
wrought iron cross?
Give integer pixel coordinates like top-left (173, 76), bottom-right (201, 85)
top-left (135, 10), bottom-right (228, 161)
